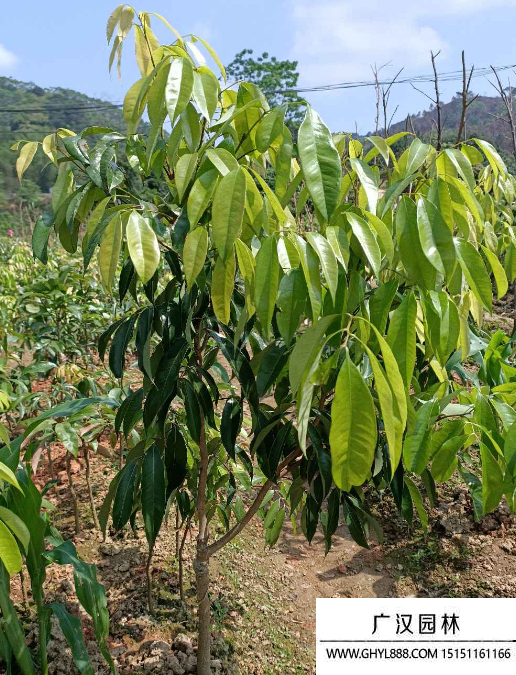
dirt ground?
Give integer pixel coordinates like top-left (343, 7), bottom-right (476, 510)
top-left (5, 436), bottom-right (516, 675)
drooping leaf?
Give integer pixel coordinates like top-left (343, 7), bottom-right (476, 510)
top-left (255, 235), bottom-right (279, 337)
top-left (165, 57), bottom-right (194, 122)
top-left (211, 252), bottom-right (236, 325)
top-left (387, 292), bottom-right (417, 389)
top-left (54, 422), bottom-right (79, 458)
top-left (455, 238), bottom-right (493, 312)
top-left (112, 460), bottom-right (139, 531)
top-left (298, 106), bottom-right (341, 222)
top-left (212, 167), bottom-right (246, 261)
top-left (48, 603), bottom-right (94, 675)
top-left (141, 446), bottom-right (166, 548)
top-left (183, 227), bottom-right (208, 289)
top-left (126, 211), bottom-right (160, 284)
top-left (330, 354), bottom-right (377, 491)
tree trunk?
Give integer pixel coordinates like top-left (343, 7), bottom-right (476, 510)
top-left (146, 544), bottom-right (155, 615)
top-left (179, 519), bottom-right (190, 604)
top-left (194, 542), bottom-right (211, 675)
top-left (66, 453), bottom-right (80, 534)
top-left (194, 330), bottom-right (211, 674)
top-left (84, 445), bottom-right (100, 531)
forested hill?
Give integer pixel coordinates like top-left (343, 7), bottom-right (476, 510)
top-left (388, 93), bottom-right (516, 169)
top-left (0, 76), bottom-right (133, 196)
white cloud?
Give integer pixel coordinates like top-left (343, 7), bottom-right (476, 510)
top-left (0, 43), bottom-right (17, 72)
top-left (290, 1), bottom-right (514, 86)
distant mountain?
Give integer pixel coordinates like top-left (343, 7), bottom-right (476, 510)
top-left (0, 76), bottom-right (142, 197)
top-left (387, 93), bottom-right (516, 170)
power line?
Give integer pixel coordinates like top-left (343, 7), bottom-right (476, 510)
top-left (0, 103), bottom-right (123, 114)
top-left (0, 61), bottom-right (514, 115)
top-left (269, 64), bottom-right (516, 95)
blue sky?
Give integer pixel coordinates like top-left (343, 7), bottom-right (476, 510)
top-left (3, 0), bottom-right (516, 133)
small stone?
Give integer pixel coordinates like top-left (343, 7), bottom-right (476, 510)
top-left (99, 543), bottom-right (121, 556)
top-left (174, 633), bottom-right (193, 653)
top-left (117, 561), bottom-right (130, 573)
top-left (150, 640), bottom-right (171, 655)
top-left (142, 655), bottom-right (160, 671)
top-left (59, 579), bottom-right (74, 594)
top-left (166, 654), bottom-right (185, 674)
top-left (337, 564), bottom-right (347, 574)
top-left (185, 654), bottom-right (197, 673)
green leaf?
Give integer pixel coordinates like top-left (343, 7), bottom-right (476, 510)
top-left (256, 107), bottom-right (285, 153)
top-left (0, 565), bottom-right (36, 675)
top-left (54, 422), bottom-right (79, 458)
top-left (192, 34), bottom-right (226, 81)
top-left (165, 57), bottom-right (194, 123)
top-left (481, 245), bottom-right (508, 300)
top-left (43, 541), bottom-right (115, 673)
top-left (289, 315), bottom-right (337, 395)
top-left (183, 227), bottom-right (208, 289)
top-left (180, 379), bottom-right (201, 443)
top-left (364, 326), bottom-right (407, 475)
top-left (165, 425), bottom-right (188, 496)
top-left (423, 291), bottom-right (460, 366)
top-left (404, 138), bottom-right (430, 177)
top-left (193, 66), bottom-right (219, 122)
top-left (416, 197), bottom-right (456, 279)
top-left (98, 213), bottom-right (122, 291)
top-left (206, 148), bottom-right (239, 176)
top-left (48, 603), bottom-right (94, 675)
top-left (296, 345), bottom-right (323, 452)
top-left (350, 158), bottom-right (379, 215)
top-left (431, 434), bottom-right (465, 482)
top-left (291, 234), bottom-right (322, 319)
top-left (474, 138), bottom-right (507, 178)
top-left (0, 462), bottom-right (22, 492)
top-left (403, 400), bottom-right (439, 474)
top-left (187, 169), bottom-right (218, 227)
top-left (404, 476), bottom-right (428, 533)
top-left (175, 152), bottom-right (198, 203)
top-left (211, 252), bottom-right (236, 325)
top-left (387, 292), bottom-right (417, 388)
top-left (277, 269), bottom-right (307, 345)
top-left (141, 446), bottom-right (166, 548)
top-left (298, 106), bottom-right (341, 222)
top-left (109, 313), bottom-right (138, 379)
top-left (221, 398), bottom-right (242, 459)
top-left (306, 232), bottom-right (338, 303)
top-left (23, 397), bottom-right (118, 438)
top-left (396, 195), bottom-right (436, 290)
top-left (0, 521), bottom-right (22, 575)
top-left (250, 169), bottom-right (287, 227)
top-left (32, 211), bottom-right (54, 264)
top-left (504, 422), bottom-right (516, 483)
top-left (347, 213), bottom-right (381, 279)
top-left (113, 460), bottom-right (139, 531)
top-left (255, 236), bottom-right (279, 337)
top-left (365, 135), bottom-right (391, 165)
top-left (330, 354), bottom-right (377, 491)
top-left (481, 443), bottom-right (504, 513)
top-left (16, 141), bottom-right (38, 182)
top-left (126, 211), bottom-right (160, 284)
top-left (212, 167), bottom-right (246, 261)
top-left (454, 238), bottom-right (493, 312)
top-left (0, 507), bottom-right (29, 553)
